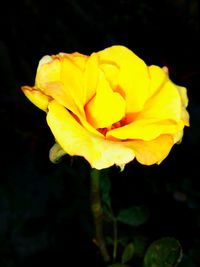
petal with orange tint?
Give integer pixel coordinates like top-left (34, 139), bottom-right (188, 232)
top-left (107, 118), bottom-right (183, 141)
top-left (98, 45), bottom-right (150, 113)
top-left (85, 70), bottom-right (126, 128)
top-left (21, 86), bottom-right (51, 112)
top-left (34, 54), bottom-right (79, 114)
top-left (124, 135), bottom-right (174, 165)
top-left (42, 81), bottom-right (81, 117)
top-left (42, 81), bottom-right (103, 137)
top-left (61, 52), bottom-right (88, 71)
top-left (46, 100), bottom-right (135, 170)
top-left (36, 53), bottom-right (86, 117)
top-left (36, 53), bottom-right (103, 137)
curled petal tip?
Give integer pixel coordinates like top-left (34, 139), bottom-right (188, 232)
top-left (162, 66), bottom-right (169, 75)
top-left (21, 86), bottom-right (51, 112)
top-left (39, 55), bottom-right (53, 67)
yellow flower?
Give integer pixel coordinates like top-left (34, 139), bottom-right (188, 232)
top-left (21, 45), bottom-right (189, 170)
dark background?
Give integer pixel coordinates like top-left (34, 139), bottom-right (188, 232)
top-left (0, 0), bottom-right (199, 266)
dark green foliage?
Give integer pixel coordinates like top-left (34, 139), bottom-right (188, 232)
top-left (117, 206), bottom-right (149, 227)
top-left (121, 243), bottom-right (135, 264)
top-left (143, 238), bottom-right (182, 267)
top-left (107, 264), bottom-right (130, 267)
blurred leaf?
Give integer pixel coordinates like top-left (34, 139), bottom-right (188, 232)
top-left (118, 236), bottom-right (130, 247)
top-left (103, 204), bottom-right (115, 222)
top-left (133, 236), bottom-right (147, 257)
top-left (143, 237), bottom-right (182, 267)
top-left (106, 236), bottom-right (114, 245)
top-left (121, 243), bottom-right (135, 264)
top-left (117, 206), bottom-right (149, 226)
top-left (107, 264), bottom-right (130, 267)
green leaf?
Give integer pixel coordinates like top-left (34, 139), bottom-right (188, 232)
top-left (143, 237), bottom-right (182, 267)
top-left (107, 264), bottom-right (130, 267)
top-left (117, 206), bottom-right (149, 226)
top-left (118, 236), bottom-right (130, 247)
top-left (133, 236), bottom-right (147, 256)
top-left (122, 243), bottom-right (135, 264)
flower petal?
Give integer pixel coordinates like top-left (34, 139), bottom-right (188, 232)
top-left (42, 81), bottom-right (103, 137)
top-left (41, 81), bottom-right (80, 115)
top-left (176, 86), bottom-right (188, 107)
top-left (36, 53), bottom-right (87, 116)
top-left (59, 54), bottom-right (86, 115)
top-left (46, 100), bottom-right (135, 170)
top-left (176, 85), bottom-right (190, 126)
top-left (85, 70), bottom-right (126, 128)
top-left (108, 76), bottom-right (184, 141)
top-left (83, 52), bottom-right (99, 104)
top-left (147, 65), bottom-right (168, 99)
top-left (35, 55), bottom-right (81, 116)
top-left (35, 56), bottom-right (61, 89)
top-left (124, 135), bottom-right (174, 165)
top-left (99, 61), bottom-right (120, 89)
top-left (98, 45), bottom-right (150, 113)
top-left (36, 53), bottom-right (107, 137)
top-left (61, 52), bottom-right (88, 71)
top-left (172, 130), bottom-right (184, 144)
top-left (21, 86), bottom-right (51, 111)
top-left (107, 118), bottom-right (183, 141)
top-left (40, 82), bottom-right (103, 137)
top-left (139, 78), bottom-right (182, 122)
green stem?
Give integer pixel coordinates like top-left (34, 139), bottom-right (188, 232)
top-left (90, 168), bottom-right (110, 262)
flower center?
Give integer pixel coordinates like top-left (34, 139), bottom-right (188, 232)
top-left (84, 71), bottom-right (126, 129)
top-left (97, 117), bottom-right (127, 136)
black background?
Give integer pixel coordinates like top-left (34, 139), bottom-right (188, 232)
top-left (0, 0), bottom-right (200, 266)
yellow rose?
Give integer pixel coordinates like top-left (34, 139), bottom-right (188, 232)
top-left (21, 45), bottom-right (189, 170)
